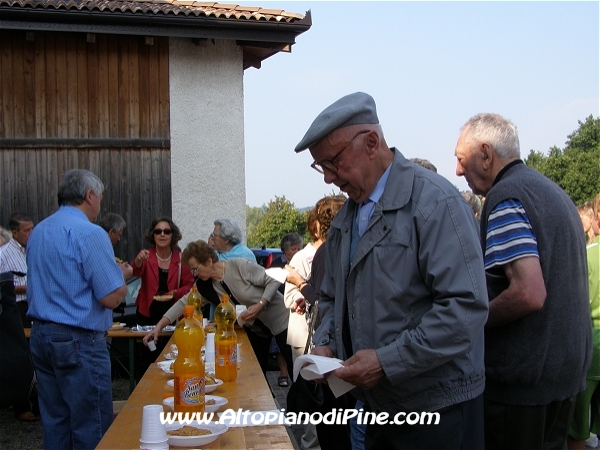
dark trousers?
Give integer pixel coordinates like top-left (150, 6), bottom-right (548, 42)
top-left (315, 388), bottom-right (353, 450)
top-left (365, 394), bottom-right (484, 450)
top-left (245, 324), bottom-right (293, 382)
top-left (484, 396), bottom-right (576, 450)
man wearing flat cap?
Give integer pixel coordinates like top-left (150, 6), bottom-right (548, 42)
top-left (296, 92), bottom-right (489, 449)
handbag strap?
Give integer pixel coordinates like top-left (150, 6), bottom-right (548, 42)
top-left (177, 261), bottom-right (181, 289)
top-left (304, 299), bottom-right (319, 354)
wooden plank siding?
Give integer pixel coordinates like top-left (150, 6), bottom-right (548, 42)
top-left (0, 29), bottom-right (171, 262)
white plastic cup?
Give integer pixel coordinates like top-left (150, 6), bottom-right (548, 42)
top-left (203, 318), bottom-right (208, 327)
top-left (147, 340), bottom-right (156, 352)
top-left (205, 333), bottom-right (216, 374)
top-left (237, 343), bottom-right (242, 363)
top-left (140, 404), bottom-right (167, 444)
top-left (139, 439), bottom-right (168, 450)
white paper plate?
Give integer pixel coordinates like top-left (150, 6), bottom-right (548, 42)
top-left (163, 395), bottom-right (228, 413)
top-left (165, 422), bottom-right (228, 447)
top-left (156, 360), bottom-right (174, 377)
top-left (163, 352), bottom-right (178, 360)
top-left (166, 378), bottom-right (223, 394)
top-left (162, 325), bottom-right (176, 332)
top-left (109, 323), bottom-right (126, 330)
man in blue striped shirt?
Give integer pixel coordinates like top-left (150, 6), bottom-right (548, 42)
top-left (27, 169), bottom-right (133, 450)
top-left (455, 113), bottom-right (591, 450)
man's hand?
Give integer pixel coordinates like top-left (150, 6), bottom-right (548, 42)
top-left (334, 349), bottom-right (384, 389)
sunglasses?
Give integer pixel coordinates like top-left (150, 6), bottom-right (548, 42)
top-left (153, 228), bottom-right (173, 236)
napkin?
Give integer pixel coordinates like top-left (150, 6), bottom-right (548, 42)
top-left (293, 354), bottom-right (355, 398)
top-left (235, 305), bottom-right (250, 327)
top-left (265, 267), bottom-right (289, 284)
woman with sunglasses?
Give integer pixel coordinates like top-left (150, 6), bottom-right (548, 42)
top-left (132, 217), bottom-right (194, 328)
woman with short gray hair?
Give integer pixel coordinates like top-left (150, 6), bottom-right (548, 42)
top-left (211, 218), bottom-right (256, 262)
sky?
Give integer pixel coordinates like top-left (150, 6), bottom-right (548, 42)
top-left (242, 1), bottom-right (599, 208)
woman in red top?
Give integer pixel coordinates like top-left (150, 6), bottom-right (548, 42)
top-left (132, 217), bottom-right (194, 326)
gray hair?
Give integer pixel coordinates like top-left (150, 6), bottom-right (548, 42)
top-left (461, 113), bottom-right (520, 159)
top-left (57, 169), bottom-right (104, 206)
top-left (98, 213), bottom-right (126, 233)
top-left (461, 191), bottom-right (482, 217)
top-left (410, 158), bottom-right (437, 173)
top-left (280, 232), bottom-right (303, 252)
top-left (0, 227), bottom-right (11, 246)
top-left (214, 218), bottom-right (243, 245)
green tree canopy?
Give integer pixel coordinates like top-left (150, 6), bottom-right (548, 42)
top-left (524, 115), bottom-right (600, 205)
top-left (247, 196), bottom-right (308, 248)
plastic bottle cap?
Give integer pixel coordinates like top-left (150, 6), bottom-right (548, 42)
top-left (183, 305), bottom-right (195, 315)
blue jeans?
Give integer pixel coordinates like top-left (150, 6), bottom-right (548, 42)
top-left (30, 321), bottom-right (113, 450)
top-left (351, 400), bottom-right (366, 450)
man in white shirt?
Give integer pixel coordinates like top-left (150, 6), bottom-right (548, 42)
top-left (0, 213), bottom-right (34, 327)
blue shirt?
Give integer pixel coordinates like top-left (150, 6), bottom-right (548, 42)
top-left (26, 206), bottom-right (125, 331)
top-left (484, 198), bottom-right (539, 270)
top-left (217, 243), bottom-right (257, 263)
top-left (356, 163), bottom-right (392, 237)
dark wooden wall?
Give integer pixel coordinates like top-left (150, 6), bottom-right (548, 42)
top-left (0, 29), bottom-right (172, 261)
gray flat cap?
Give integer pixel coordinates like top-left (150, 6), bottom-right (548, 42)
top-left (294, 92), bottom-right (379, 152)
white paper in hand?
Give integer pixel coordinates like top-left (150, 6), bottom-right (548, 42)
top-left (265, 267), bottom-right (289, 284)
top-left (293, 354), bottom-right (355, 398)
top-left (236, 304), bottom-right (251, 327)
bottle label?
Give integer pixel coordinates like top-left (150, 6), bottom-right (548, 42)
top-left (217, 342), bottom-right (237, 367)
top-left (230, 344), bottom-right (238, 365)
top-left (176, 375), bottom-right (205, 406)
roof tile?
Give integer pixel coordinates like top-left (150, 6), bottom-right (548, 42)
top-left (0, 0), bottom-right (307, 23)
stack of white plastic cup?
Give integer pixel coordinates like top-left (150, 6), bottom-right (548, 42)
top-left (139, 404), bottom-right (168, 450)
top-left (205, 332), bottom-right (216, 375)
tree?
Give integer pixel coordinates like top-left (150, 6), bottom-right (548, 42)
top-left (246, 205), bottom-right (264, 239)
top-left (247, 196), bottom-right (307, 248)
top-left (524, 115), bottom-right (600, 205)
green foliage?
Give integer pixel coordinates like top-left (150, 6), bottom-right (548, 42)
top-left (246, 205), bottom-right (264, 239)
top-left (524, 115), bottom-right (600, 205)
top-left (247, 196), bottom-right (307, 248)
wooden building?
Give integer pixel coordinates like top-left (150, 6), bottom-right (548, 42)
top-left (0, 1), bottom-right (311, 260)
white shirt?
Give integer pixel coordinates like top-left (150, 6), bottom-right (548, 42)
top-left (0, 238), bottom-right (28, 302)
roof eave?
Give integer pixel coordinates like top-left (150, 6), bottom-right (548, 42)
top-left (0, 7), bottom-right (312, 43)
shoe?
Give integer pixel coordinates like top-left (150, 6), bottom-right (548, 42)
top-left (278, 376), bottom-right (289, 387)
top-left (17, 411), bottom-right (38, 422)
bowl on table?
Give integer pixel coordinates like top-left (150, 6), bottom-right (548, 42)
top-left (162, 395), bottom-right (228, 413)
top-left (165, 422), bottom-right (228, 447)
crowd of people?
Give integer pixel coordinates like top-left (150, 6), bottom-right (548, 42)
top-left (1, 92), bottom-right (599, 450)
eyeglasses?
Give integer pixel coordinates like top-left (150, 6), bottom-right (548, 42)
top-left (153, 228), bottom-right (173, 236)
top-left (190, 266), bottom-right (200, 275)
top-left (311, 130), bottom-right (370, 174)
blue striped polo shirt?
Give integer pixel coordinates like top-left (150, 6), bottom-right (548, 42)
top-left (484, 199), bottom-right (539, 270)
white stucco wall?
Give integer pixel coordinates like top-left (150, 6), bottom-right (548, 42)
top-left (169, 38), bottom-right (247, 249)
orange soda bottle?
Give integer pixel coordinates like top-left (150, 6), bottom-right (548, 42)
top-left (173, 305), bottom-right (205, 414)
top-left (187, 285), bottom-right (204, 322)
top-left (214, 294), bottom-right (237, 382)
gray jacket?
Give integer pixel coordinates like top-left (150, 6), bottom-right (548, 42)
top-left (313, 150), bottom-right (489, 413)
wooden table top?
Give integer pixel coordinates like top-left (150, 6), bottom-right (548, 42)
top-left (23, 326), bottom-right (173, 339)
top-left (96, 328), bottom-right (294, 449)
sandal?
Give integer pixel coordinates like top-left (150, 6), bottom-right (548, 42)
top-left (278, 376), bottom-right (289, 387)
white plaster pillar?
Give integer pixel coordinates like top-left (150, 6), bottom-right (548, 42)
top-left (169, 38), bottom-right (247, 249)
